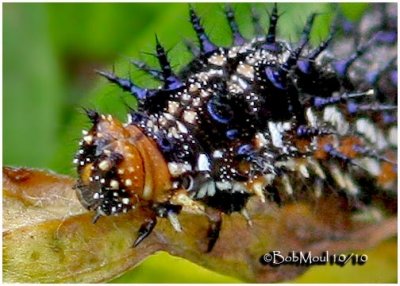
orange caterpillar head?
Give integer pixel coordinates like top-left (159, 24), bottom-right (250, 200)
top-left (74, 110), bottom-right (172, 220)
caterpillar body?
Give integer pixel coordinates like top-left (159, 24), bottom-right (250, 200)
top-left (74, 3), bottom-right (397, 251)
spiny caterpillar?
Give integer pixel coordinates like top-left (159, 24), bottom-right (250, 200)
top-left (74, 3), bottom-right (397, 252)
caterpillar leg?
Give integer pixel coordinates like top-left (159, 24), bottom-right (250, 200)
top-left (206, 211), bottom-right (222, 253)
top-left (133, 215), bottom-right (157, 247)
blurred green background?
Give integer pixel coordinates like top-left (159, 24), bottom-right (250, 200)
top-left (4, 2), bottom-right (395, 283)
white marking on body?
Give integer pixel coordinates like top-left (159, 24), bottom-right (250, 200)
top-left (216, 181), bottom-right (232, 191)
top-left (163, 112), bottom-right (174, 121)
top-left (281, 174), bottom-right (293, 195)
top-left (208, 54), bottom-right (226, 66)
top-left (237, 77), bottom-right (249, 90)
top-left (358, 158), bottom-right (381, 177)
top-left (122, 198), bottom-right (130, 205)
top-left (212, 149), bottom-right (223, 158)
top-left (298, 163), bottom-right (310, 178)
top-left (98, 160), bottom-right (111, 171)
top-left (125, 179), bottom-right (132, 187)
top-left (83, 135), bottom-right (93, 144)
top-left (329, 164), bottom-right (346, 189)
top-left (268, 121), bottom-right (290, 150)
top-left (127, 113), bottom-right (133, 124)
top-left (264, 174), bottom-right (276, 185)
top-left (197, 153), bottom-right (210, 171)
top-left (189, 84), bottom-right (199, 93)
top-left (254, 132), bottom-right (268, 149)
top-left (183, 110), bottom-right (197, 124)
top-left (237, 63), bottom-right (254, 79)
top-left (323, 106), bottom-right (349, 135)
top-left (168, 101), bottom-right (180, 115)
top-left (197, 182), bottom-right (209, 199)
top-left (232, 182), bottom-right (246, 193)
top-left (344, 174), bottom-right (359, 195)
top-left (169, 126), bottom-right (180, 139)
top-left (168, 162), bottom-right (192, 177)
top-left (307, 158), bottom-right (326, 179)
top-left (200, 89), bottom-right (209, 98)
top-left (314, 178), bottom-right (323, 198)
top-left (110, 180), bottom-right (119, 190)
top-left (356, 118), bottom-right (387, 150)
top-left (176, 121), bottom-right (188, 134)
top-left (306, 108), bottom-right (318, 127)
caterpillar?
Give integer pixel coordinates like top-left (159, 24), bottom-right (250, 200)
top-left (74, 3), bottom-right (397, 252)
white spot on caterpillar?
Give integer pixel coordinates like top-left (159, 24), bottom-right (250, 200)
top-left (306, 107), bottom-right (318, 127)
top-left (208, 54), bottom-right (226, 66)
top-left (183, 110), bottom-right (197, 124)
top-left (168, 162), bottom-right (192, 177)
top-left (329, 164), bottom-right (346, 189)
top-left (268, 122), bottom-right (290, 150)
top-left (307, 158), bottom-right (326, 179)
top-left (254, 132), bottom-right (268, 149)
top-left (163, 112), bottom-right (175, 121)
top-left (297, 163), bottom-right (310, 178)
top-left (237, 64), bottom-right (254, 80)
top-left (281, 174), bottom-right (293, 195)
top-left (197, 153), bottom-right (210, 171)
top-left (358, 158), bottom-right (381, 177)
top-left (110, 180), bottom-right (119, 190)
top-left (83, 135), bottom-right (93, 144)
top-left (232, 182), bottom-right (246, 193)
top-left (344, 174), bottom-right (359, 195)
top-left (356, 118), bottom-right (387, 150)
top-left (323, 106), bottom-right (349, 135)
top-left (212, 149), bottom-right (223, 158)
top-left (216, 181), bottom-right (232, 191)
top-left (237, 77), bottom-right (249, 90)
top-left (176, 121), bottom-right (188, 134)
top-left (168, 101), bottom-right (180, 115)
top-left (98, 160), bottom-right (111, 171)
top-left (268, 122), bottom-right (284, 149)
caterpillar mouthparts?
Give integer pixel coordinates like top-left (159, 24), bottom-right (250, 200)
top-left (74, 3), bottom-right (397, 252)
